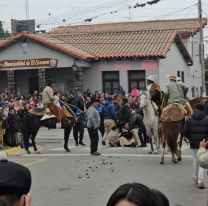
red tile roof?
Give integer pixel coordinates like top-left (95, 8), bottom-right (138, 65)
top-left (49, 17), bottom-right (207, 37)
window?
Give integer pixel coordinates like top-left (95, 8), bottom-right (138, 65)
top-left (191, 87), bottom-right (195, 98)
top-left (128, 70), bottom-right (146, 92)
top-left (177, 71), bottom-right (180, 78)
top-left (102, 71), bottom-right (119, 94)
top-left (181, 71), bottom-right (184, 83)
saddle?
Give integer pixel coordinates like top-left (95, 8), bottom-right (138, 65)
top-left (161, 103), bottom-right (187, 122)
top-left (29, 107), bottom-right (56, 120)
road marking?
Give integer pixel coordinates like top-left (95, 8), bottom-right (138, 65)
top-left (79, 145), bottom-right (106, 150)
top-left (23, 159), bottom-right (47, 166)
top-left (49, 146), bottom-right (77, 151)
top-left (23, 153), bottom-right (193, 158)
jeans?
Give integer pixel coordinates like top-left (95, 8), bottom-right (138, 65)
top-left (138, 125), bottom-right (148, 144)
top-left (192, 149), bottom-right (205, 184)
top-left (87, 127), bottom-right (99, 153)
top-left (73, 122), bottom-right (84, 143)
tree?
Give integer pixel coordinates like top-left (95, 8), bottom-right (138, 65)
top-left (0, 21), bottom-right (11, 38)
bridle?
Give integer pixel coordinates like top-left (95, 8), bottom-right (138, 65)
top-left (139, 92), bottom-right (148, 110)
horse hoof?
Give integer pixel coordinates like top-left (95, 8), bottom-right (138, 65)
top-left (36, 150), bottom-right (41, 154)
top-left (26, 150), bottom-right (31, 154)
top-left (148, 151), bottom-right (152, 154)
top-left (172, 160), bottom-right (178, 164)
top-left (160, 161), bottom-right (164, 164)
top-left (178, 157), bottom-right (182, 161)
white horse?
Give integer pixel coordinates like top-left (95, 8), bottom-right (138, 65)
top-left (139, 92), bottom-right (161, 154)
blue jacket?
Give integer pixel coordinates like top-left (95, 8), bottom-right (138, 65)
top-left (118, 86), bottom-right (125, 97)
top-left (97, 104), bottom-right (104, 120)
top-left (103, 102), bottom-right (117, 120)
top-left (205, 101), bottom-right (208, 116)
top-left (76, 109), bottom-right (87, 123)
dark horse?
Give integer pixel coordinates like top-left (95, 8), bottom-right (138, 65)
top-left (22, 96), bottom-right (86, 154)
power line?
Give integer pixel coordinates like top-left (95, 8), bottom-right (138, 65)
top-left (66, 0), bottom-right (74, 10)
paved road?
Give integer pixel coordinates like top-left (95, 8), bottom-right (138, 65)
top-left (6, 128), bottom-right (208, 206)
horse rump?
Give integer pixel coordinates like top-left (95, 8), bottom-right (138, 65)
top-left (162, 121), bottom-right (182, 157)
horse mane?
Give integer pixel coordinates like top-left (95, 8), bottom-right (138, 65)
top-left (140, 91), bottom-right (147, 97)
top-left (67, 95), bottom-right (83, 104)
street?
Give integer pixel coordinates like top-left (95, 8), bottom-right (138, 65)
top-left (6, 128), bottom-right (208, 206)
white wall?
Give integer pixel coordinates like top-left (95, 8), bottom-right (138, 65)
top-left (159, 43), bottom-right (202, 98)
top-left (0, 39), bottom-right (90, 70)
top-left (83, 60), bottom-right (159, 93)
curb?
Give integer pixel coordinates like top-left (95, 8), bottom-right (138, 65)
top-left (5, 146), bottom-right (22, 156)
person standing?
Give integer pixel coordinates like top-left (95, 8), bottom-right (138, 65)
top-left (183, 103), bottom-right (208, 189)
top-left (120, 98), bottom-right (131, 125)
top-left (102, 97), bottom-right (118, 145)
top-left (73, 109), bottom-right (87, 146)
top-left (118, 86), bottom-right (125, 97)
top-left (97, 101), bottom-right (104, 137)
top-left (87, 97), bottom-right (101, 155)
top-left (131, 86), bottom-right (140, 97)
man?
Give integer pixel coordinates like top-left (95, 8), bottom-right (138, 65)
top-left (118, 86), bottom-right (125, 97)
top-left (203, 96), bottom-right (208, 115)
top-left (114, 99), bottom-right (120, 113)
top-left (87, 97), bottom-right (101, 155)
top-left (33, 90), bottom-right (38, 99)
top-left (164, 73), bottom-right (188, 107)
top-left (73, 108), bottom-right (86, 146)
top-left (70, 92), bottom-right (75, 99)
top-left (0, 159), bottom-right (32, 206)
top-left (42, 79), bottom-right (69, 128)
top-left (146, 75), bottom-right (162, 115)
top-left (117, 94), bottom-right (123, 109)
top-left (197, 139), bottom-right (208, 169)
top-left (183, 103), bottom-right (208, 189)
top-left (97, 101), bottom-right (104, 137)
top-left (102, 97), bottom-right (118, 145)
top-left (120, 98), bottom-right (131, 125)
top-left (0, 102), bottom-right (9, 118)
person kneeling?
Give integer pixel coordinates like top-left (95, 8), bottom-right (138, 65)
top-left (120, 123), bottom-right (138, 147)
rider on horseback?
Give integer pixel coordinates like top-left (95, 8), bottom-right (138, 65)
top-left (42, 79), bottom-right (70, 128)
top-left (146, 75), bottom-right (163, 115)
top-left (164, 73), bottom-right (188, 107)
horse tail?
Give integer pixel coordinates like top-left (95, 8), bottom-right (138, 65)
top-left (165, 122), bottom-right (179, 157)
top-left (22, 112), bottom-right (31, 151)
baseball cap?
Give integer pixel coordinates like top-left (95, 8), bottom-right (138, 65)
top-left (0, 102), bottom-right (7, 106)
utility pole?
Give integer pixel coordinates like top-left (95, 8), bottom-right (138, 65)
top-left (198, 0), bottom-right (206, 96)
top-left (25, 0), bottom-right (29, 20)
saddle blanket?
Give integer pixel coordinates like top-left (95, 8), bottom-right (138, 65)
top-left (161, 103), bottom-right (187, 122)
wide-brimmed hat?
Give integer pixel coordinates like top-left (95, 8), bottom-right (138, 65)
top-left (166, 73), bottom-right (180, 80)
top-left (91, 97), bottom-right (100, 103)
top-left (147, 75), bottom-right (155, 82)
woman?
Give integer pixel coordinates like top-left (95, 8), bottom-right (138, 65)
top-left (107, 183), bottom-right (169, 206)
top-left (9, 98), bottom-right (14, 107)
top-left (131, 86), bottom-right (140, 97)
top-left (14, 101), bottom-right (20, 112)
top-left (120, 123), bottom-right (139, 147)
top-left (4, 108), bottom-right (21, 147)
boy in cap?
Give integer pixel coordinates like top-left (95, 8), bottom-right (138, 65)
top-left (0, 160), bottom-right (32, 206)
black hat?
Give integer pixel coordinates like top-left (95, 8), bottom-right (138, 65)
top-left (0, 160), bottom-right (32, 195)
top-left (47, 79), bottom-right (55, 84)
top-left (107, 97), bottom-right (115, 101)
top-left (91, 97), bottom-right (100, 103)
top-left (122, 98), bottom-right (128, 103)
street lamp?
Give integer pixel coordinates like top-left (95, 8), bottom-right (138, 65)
top-left (72, 60), bottom-right (78, 72)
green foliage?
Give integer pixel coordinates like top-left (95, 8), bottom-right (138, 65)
top-left (0, 21), bottom-right (11, 38)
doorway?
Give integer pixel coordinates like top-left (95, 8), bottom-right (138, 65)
top-left (29, 77), bottom-right (39, 95)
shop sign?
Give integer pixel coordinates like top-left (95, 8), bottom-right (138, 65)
top-left (0, 58), bottom-right (58, 70)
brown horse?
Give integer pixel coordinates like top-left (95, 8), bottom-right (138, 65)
top-left (160, 98), bottom-right (201, 164)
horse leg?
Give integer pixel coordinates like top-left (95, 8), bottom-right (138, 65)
top-left (64, 125), bottom-right (72, 152)
top-left (153, 127), bottom-right (159, 155)
top-left (146, 127), bottom-right (153, 154)
top-left (172, 152), bottom-right (178, 163)
top-left (31, 129), bottom-right (41, 154)
top-left (160, 130), bottom-right (166, 164)
top-left (177, 132), bottom-right (183, 161)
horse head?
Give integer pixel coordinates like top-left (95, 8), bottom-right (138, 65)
top-left (66, 95), bottom-right (86, 114)
top-left (139, 92), bottom-right (148, 110)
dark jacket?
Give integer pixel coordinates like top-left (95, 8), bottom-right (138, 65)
top-left (120, 103), bottom-right (131, 124)
top-left (103, 102), bottom-right (117, 120)
top-left (204, 101), bottom-right (208, 116)
top-left (151, 90), bottom-right (161, 107)
top-left (118, 86), bottom-right (125, 97)
top-left (114, 103), bottom-right (120, 113)
top-left (7, 113), bottom-right (21, 132)
top-left (183, 110), bottom-right (208, 149)
top-left (76, 109), bottom-right (87, 123)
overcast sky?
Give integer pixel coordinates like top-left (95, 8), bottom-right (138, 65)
top-left (0, 0), bottom-right (208, 55)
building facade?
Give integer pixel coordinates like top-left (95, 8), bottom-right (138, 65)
top-left (0, 18), bottom-right (207, 98)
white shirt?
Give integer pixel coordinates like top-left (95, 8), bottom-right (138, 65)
top-left (53, 95), bottom-right (61, 107)
top-left (147, 83), bottom-right (153, 97)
